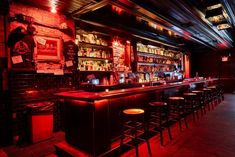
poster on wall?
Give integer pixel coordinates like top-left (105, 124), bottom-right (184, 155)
top-left (34, 36), bottom-right (64, 75)
top-left (63, 40), bottom-right (78, 71)
top-left (35, 36), bottom-right (61, 61)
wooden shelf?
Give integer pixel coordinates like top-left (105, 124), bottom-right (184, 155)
top-left (137, 62), bottom-right (176, 66)
top-left (78, 56), bottom-right (113, 61)
top-left (79, 70), bottom-right (113, 73)
top-left (136, 71), bottom-right (174, 73)
top-left (137, 51), bottom-right (179, 60)
top-left (79, 42), bottom-right (111, 49)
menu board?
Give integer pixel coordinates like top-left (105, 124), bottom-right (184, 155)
top-left (113, 41), bottom-right (125, 71)
top-left (63, 40), bottom-right (78, 70)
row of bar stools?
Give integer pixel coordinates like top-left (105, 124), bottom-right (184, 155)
top-left (168, 96), bottom-right (188, 131)
top-left (120, 108), bottom-right (152, 157)
top-left (148, 101), bottom-right (172, 145)
top-left (183, 93), bottom-right (199, 122)
top-left (192, 90), bottom-right (207, 115)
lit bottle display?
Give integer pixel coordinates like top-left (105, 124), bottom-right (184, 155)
top-left (78, 47), bottom-right (111, 59)
top-left (76, 31), bottom-right (113, 72)
top-left (78, 60), bottom-right (112, 71)
top-left (136, 42), bottom-right (183, 82)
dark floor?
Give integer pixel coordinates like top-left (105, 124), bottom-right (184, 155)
top-left (2, 132), bottom-right (64, 157)
top-left (2, 93), bottom-right (235, 157)
top-left (122, 93), bottom-right (235, 157)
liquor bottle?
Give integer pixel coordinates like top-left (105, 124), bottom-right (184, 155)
top-left (90, 49), bottom-right (94, 57)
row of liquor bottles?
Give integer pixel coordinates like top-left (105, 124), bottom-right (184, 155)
top-left (136, 43), bottom-right (182, 59)
top-left (78, 60), bottom-right (113, 71)
top-left (137, 64), bottom-right (176, 73)
top-left (75, 33), bottom-right (183, 75)
top-left (76, 34), bottom-right (108, 46)
top-left (78, 47), bottom-right (112, 59)
top-left (137, 55), bottom-right (179, 65)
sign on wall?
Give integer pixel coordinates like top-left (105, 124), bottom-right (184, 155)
top-left (35, 36), bottom-right (61, 61)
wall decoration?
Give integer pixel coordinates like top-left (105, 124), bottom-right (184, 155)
top-left (8, 26), bottom-right (36, 69)
top-left (63, 40), bottom-right (78, 71)
top-left (35, 61), bottom-right (64, 75)
top-left (35, 36), bottom-right (61, 61)
top-left (112, 39), bottom-right (125, 71)
top-left (11, 55), bottom-right (23, 64)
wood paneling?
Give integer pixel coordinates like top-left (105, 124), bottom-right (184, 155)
top-left (9, 70), bottom-right (73, 143)
top-left (14, 0), bottom-right (100, 14)
top-left (191, 48), bottom-right (235, 92)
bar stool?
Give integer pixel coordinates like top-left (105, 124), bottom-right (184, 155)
top-left (168, 97), bottom-right (188, 131)
top-left (148, 101), bottom-right (172, 145)
top-left (183, 93), bottom-right (199, 122)
top-left (120, 108), bottom-right (152, 157)
top-left (217, 84), bottom-right (224, 103)
top-left (202, 88), bottom-right (214, 111)
top-left (208, 86), bottom-right (218, 107)
top-left (192, 90), bottom-right (206, 115)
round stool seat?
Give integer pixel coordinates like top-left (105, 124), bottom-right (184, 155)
top-left (183, 93), bottom-right (197, 96)
top-left (123, 108), bottom-right (145, 115)
top-left (192, 90), bottom-right (204, 93)
top-left (202, 88), bottom-right (212, 91)
top-left (169, 96), bottom-right (184, 100)
top-left (208, 86), bottom-right (216, 89)
top-left (149, 102), bottom-right (167, 107)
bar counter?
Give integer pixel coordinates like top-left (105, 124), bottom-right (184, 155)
top-left (55, 78), bottom-right (218, 156)
top-left (56, 78), bottom-right (217, 101)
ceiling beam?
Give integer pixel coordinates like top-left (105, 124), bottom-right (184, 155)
top-left (175, 0), bottom-right (233, 48)
top-left (110, 0), bottom-right (216, 50)
top-left (69, 0), bottom-right (110, 16)
top-left (75, 18), bottom-right (181, 49)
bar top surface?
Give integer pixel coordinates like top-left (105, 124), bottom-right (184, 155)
top-left (55, 78), bottom-right (217, 102)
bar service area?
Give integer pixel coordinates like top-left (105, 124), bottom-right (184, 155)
top-left (0, 0), bottom-right (234, 157)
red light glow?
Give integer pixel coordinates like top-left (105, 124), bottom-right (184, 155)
top-left (26, 90), bottom-right (39, 95)
top-left (183, 31), bottom-right (192, 40)
top-left (112, 39), bottom-right (124, 48)
top-left (217, 42), bottom-right (229, 49)
top-left (113, 41), bottom-right (119, 47)
top-left (112, 5), bottom-right (123, 15)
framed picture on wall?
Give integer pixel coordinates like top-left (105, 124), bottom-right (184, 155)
top-left (35, 36), bottom-right (61, 61)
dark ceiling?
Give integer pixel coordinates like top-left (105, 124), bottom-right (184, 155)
top-left (12, 0), bottom-right (235, 51)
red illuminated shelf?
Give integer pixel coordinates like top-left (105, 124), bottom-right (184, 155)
top-left (78, 56), bottom-right (113, 61)
top-left (79, 70), bottom-right (113, 72)
top-left (137, 51), bottom-right (179, 60)
top-left (79, 42), bottom-right (111, 49)
top-left (136, 71), bottom-right (174, 73)
top-left (137, 62), bottom-right (176, 66)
